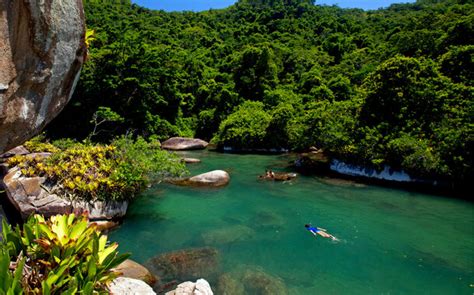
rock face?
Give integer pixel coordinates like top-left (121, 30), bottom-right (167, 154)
top-left (1, 166), bottom-right (127, 222)
top-left (114, 259), bottom-right (157, 286)
top-left (109, 277), bottom-right (156, 295)
top-left (171, 170), bottom-right (230, 188)
top-left (0, 0), bottom-right (86, 154)
top-left (166, 279), bottom-right (213, 295)
top-left (162, 138), bottom-right (208, 151)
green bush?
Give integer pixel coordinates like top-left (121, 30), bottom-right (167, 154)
top-left (8, 137), bottom-right (187, 202)
top-left (213, 101), bottom-right (272, 149)
top-left (0, 214), bottom-right (129, 294)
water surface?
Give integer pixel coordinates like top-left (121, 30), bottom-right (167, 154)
top-left (110, 151), bottom-right (474, 294)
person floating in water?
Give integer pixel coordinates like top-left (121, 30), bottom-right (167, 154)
top-left (265, 170), bottom-right (275, 178)
top-left (305, 224), bottom-right (338, 241)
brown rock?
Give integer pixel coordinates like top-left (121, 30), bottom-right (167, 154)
top-left (145, 247), bottom-right (220, 292)
top-left (114, 259), bottom-right (157, 286)
top-left (217, 267), bottom-right (288, 295)
top-left (162, 138), bottom-right (208, 151)
top-left (0, 146), bottom-right (29, 159)
top-left (242, 269), bottom-right (288, 295)
top-left (217, 274), bottom-right (245, 295)
top-left (0, 0), bottom-right (86, 153)
top-left (92, 220), bottom-right (120, 232)
top-left (20, 177), bottom-right (44, 196)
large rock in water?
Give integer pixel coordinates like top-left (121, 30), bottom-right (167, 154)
top-left (145, 247), bottom-right (220, 293)
top-left (162, 137), bottom-right (208, 151)
top-left (0, 0), bottom-right (86, 153)
top-left (171, 170), bottom-right (230, 188)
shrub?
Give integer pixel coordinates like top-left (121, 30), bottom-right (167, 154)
top-left (23, 135), bottom-right (60, 153)
top-left (0, 214), bottom-right (129, 294)
top-left (7, 136), bottom-right (187, 202)
top-left (213, 101), bottom-right (272, 149)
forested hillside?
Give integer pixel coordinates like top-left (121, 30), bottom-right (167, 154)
top-left (47, 0), bottom-right (473, 182)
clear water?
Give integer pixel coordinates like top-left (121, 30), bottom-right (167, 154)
top-left (110, 151), bottom-right (474, 294)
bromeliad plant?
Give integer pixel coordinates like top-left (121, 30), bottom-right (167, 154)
top-left (0, 214), bottom-right (129, 294)
top-left (7, 136), bottom-right (187, 202)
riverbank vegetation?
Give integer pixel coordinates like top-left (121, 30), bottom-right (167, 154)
top-left (8, 136), bottom-right (186, 202)
top-left (46, 0), bottom-right (473, 183)
top-left (0, 214), bottom-right (128, 294)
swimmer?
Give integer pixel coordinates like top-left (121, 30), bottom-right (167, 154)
top-left (305, 224), bottom-right (338, 241)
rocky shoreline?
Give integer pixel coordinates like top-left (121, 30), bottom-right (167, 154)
top-left (294, 152), bottom-right (469, 197)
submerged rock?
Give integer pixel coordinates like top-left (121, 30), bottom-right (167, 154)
top-left (162, 137), bottom-right (208, 151)
top-left (217, 267), bottom-right (288, 295)
top-left (170, 170), bottom-right (230, 188)
top-left (165, 279), bottom-right (213, 295)
top-left (252, 210), bottom-right (286, 230)
top-left (113, 259), bottom-right (157, 286)
top-left (201, 225), bottom-right (255, 245)
top-left (145, 247), bottom-right (220, 292)
top-left (109, 277), bottom-right (156, 295)
top-left (242, 268), bottom-right (288, 295)
top-left (217, 274), bottom-right (245, 295)
top-left (0, 0), bottom-right (86, 153)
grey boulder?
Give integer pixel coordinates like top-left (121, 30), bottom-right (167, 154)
top-left (0, 0), bottom-right (86, 153)
top-left (109, 277), bottom-right (156, 295)
top-left (162, 137), bottom-right (208, 151)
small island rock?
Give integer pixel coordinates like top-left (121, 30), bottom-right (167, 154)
top-left (162, 137), bottom-right (208, 151)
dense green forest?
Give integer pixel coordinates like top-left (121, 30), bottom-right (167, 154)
top-left (47, 0), bottom-right (473, 182)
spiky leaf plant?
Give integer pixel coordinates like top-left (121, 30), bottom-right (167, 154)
top-left (0, 214), bottom-right (129, 294)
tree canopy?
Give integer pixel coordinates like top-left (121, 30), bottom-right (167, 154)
top-left (46, 0), bottom-right (473, 182)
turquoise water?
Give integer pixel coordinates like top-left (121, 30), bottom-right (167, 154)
top-left (110, 151), bottom-right (474, 294)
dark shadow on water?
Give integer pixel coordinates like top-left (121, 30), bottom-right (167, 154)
top-left (407, 246), bottom-right (472, 274)
top-left (0, 190), bottom-right (22, 226)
